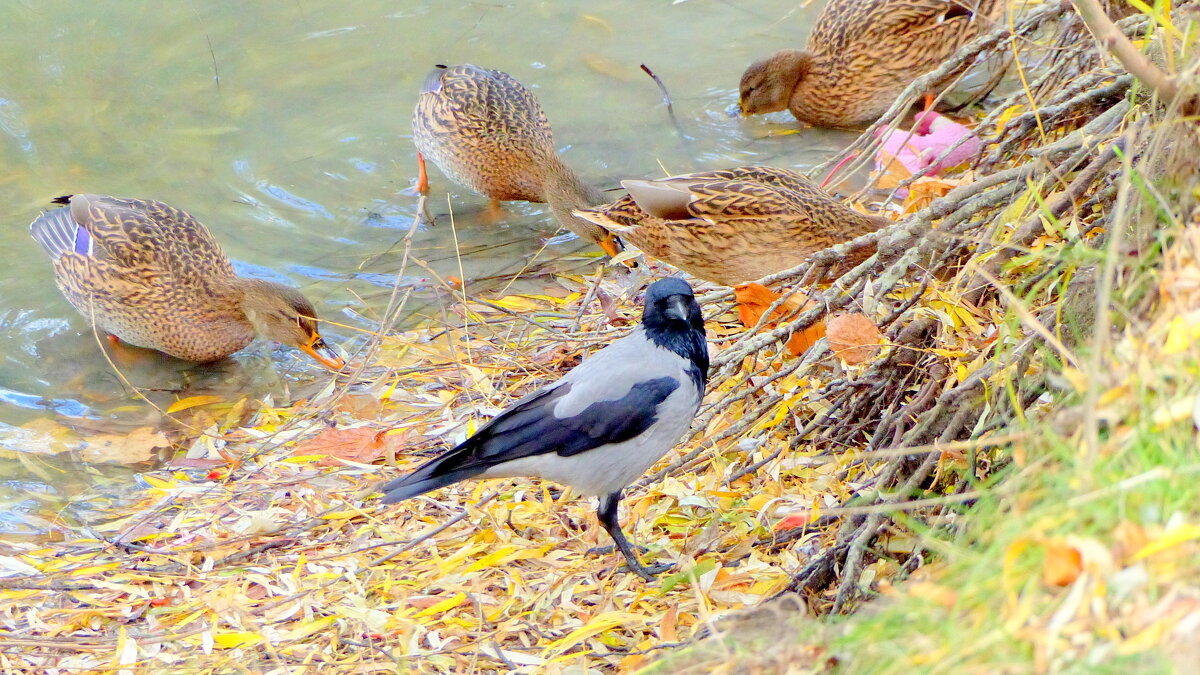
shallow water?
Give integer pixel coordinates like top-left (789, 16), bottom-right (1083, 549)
top-left (0, 0), bottom-right (854, 532)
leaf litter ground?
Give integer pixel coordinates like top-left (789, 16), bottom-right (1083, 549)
top-left (0, 254), bottom-right (944, 672)
top-left (4, 1), bottom-right (1200, 671)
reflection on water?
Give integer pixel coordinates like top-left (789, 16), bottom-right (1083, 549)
top-left (0, 0), bottom-right (851, 531)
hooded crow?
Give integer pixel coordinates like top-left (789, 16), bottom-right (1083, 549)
top-left (379, 277), bottom-right (708, 579)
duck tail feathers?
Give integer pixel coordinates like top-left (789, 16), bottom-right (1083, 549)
top-left (30, 206), bottom-right (83, 259)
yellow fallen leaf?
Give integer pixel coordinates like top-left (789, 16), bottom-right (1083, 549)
top-left (463, 544), bottom-right (551, 574)
top-left (69, 563), bottom-right (123, 577)
top-left (284, 616), bottom-right (337, 641)
top-left (212, 631), bottom-right (264, 649)
top-left (1003, 537), bottom-right (1035, 604)
top-left (1132, 523), bottom-right (1200, 560)
top-left (995, 104), bottom-right (1024, 133)
top-left (1162, 313), bottom-right (1200, 354)
top-left (544, 611), bottom-right (644, 657)
top-left (166, 395), bottom-right (224, 414)
top-left (746, 494), bottom-right (772, 512)
top-left (1150, 396), bottom-right (1197, 427)
top-left (489, 295), bottom-right (545, 312)
top-left (114, 626), bottom-right (137, 669)
top-left (583, 54), bottom-right (630, 80)
top-left (141, 474), bottom-right (177, 490)
top-left (413, 592), bottom-right (467, 618)
top-left (581, 14), bottom-right (614, 34)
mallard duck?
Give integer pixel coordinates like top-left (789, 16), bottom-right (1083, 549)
top-left (30, 194), bottom-right (344, 369)
top-left (413, 64), bottom-right (622, 257)
top-left (739, 0), bottom-right (1002, 128)
top-left (573, 166), bottom-right (892, 286)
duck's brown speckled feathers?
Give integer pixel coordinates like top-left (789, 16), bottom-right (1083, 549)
top-left (412, 64), bottom-right (620, 256)
top-left (741, 0), bottom-right (1003, 128)
top-left (32, 195), bottom-right (251, 361)
top-left (573, 167), bottom-right (892, 286)
top-left (413, 64), bottom-right (556, 202)
top-left (30, 194), bottom-right (342, 367)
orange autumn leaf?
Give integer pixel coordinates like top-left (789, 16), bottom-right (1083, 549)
top-left (734, 282), bottom-right (806, 326)
top-left (874, 150), bottom-right (914, 191)
top-left (903, 176), bottom-right (958, 214)
top-left (292, 426), bottom-right (399, 467)
top-left (773, 512), bottom-right (811, 531)
top-left (786, 321), bottom-right (827, 357)
top-left (1042, 539), bottom-right (1083, 587)
top-left (827, 313), bottom-right (883, 364)
top-left (733, 283), bottom-right (827, 357)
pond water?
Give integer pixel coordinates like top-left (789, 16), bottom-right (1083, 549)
top-left (0, 0), bottom-right (855, 534)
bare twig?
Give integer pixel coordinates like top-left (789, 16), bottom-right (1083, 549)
top-left (640, 63), bottom-right (690, 144)
top-left (1072, 0), bottom-right (1190, 112)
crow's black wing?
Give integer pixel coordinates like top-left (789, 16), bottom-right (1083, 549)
top-left (378, 376), bottom-right (679, 503)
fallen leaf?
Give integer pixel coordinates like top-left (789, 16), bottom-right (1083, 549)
top-left (165, 457), bottom-right (227, 470)
top-left (291, 426), bottom-right (400, 467)
top-left (733, 283), bottom-right (826, 357)
top-left (773, 512), bottom-right (811, 531)
top-left (826, 313), bottom-right (883, 364)
top-left (734, 283), bottom-right (806, 326)
top-left (1132, 523), bottom-right (1200, 561)
top-left (1113, 521), bottom-right (1150, 562)
top-left (212, 631), bottom-right (264, 649)
top-left (583, 54), bottom-right (631, 80)
top-left (79, 427), bottom-right (171, 465)
top-left (1042, 538), bottom-right (1083, 587)
top-left (580, 14), bottom-right (614, 34)
top-left (873, 149), bottom-right (914, 191)
top-left (166, 395), bottom-right (223, 414)
top-left (786, 322), bottom-right (827, 357)
top-left (903, 177), bottom-right (959, 214)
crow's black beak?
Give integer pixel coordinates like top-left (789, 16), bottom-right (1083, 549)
top-left (664, 295), bottom-right (691, 323)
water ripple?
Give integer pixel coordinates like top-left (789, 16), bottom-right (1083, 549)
top-left (0, 97), bottom-right (35, 155)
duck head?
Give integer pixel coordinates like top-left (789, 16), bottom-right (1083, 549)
top-left (738, 49), bottom-right (813, 116)
top-left (237, 280), bottom-right (345, 370)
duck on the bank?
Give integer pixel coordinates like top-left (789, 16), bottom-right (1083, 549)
top-left (573, 166), bottom-right (892, 286)
top-left (739, 0), bottom-right (1002, 128)
top-left (30, 194), bottom-right (344, 369)
top-left (379, 277), bottom-right (707, 580)
top-left (413, 64), bottom-right (623, 258)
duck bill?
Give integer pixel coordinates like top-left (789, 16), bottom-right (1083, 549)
top-left (301, 335), bottom-right (345, 371)
top-left (598, 232), bottom-right (623, 258)
top-left (598, 233), bottom-right (637, 268)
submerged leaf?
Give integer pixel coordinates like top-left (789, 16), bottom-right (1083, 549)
top-left (79, 427), bottom-right (171, 465)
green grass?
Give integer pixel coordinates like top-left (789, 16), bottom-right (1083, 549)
top-left (646, 154), bottom-right (1200, 675)
top-left (648, 308), bottom-right (1200, 672)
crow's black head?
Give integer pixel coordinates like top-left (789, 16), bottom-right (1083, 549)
top-left (641, 278), bottom-right (708, 386)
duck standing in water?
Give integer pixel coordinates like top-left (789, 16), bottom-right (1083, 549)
top-left (739, 0), bottom-right (1003, 128)
top-left (413, 64), bottom-right (623, 258)
top-left (30, 194), bottom-right (344, 369)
